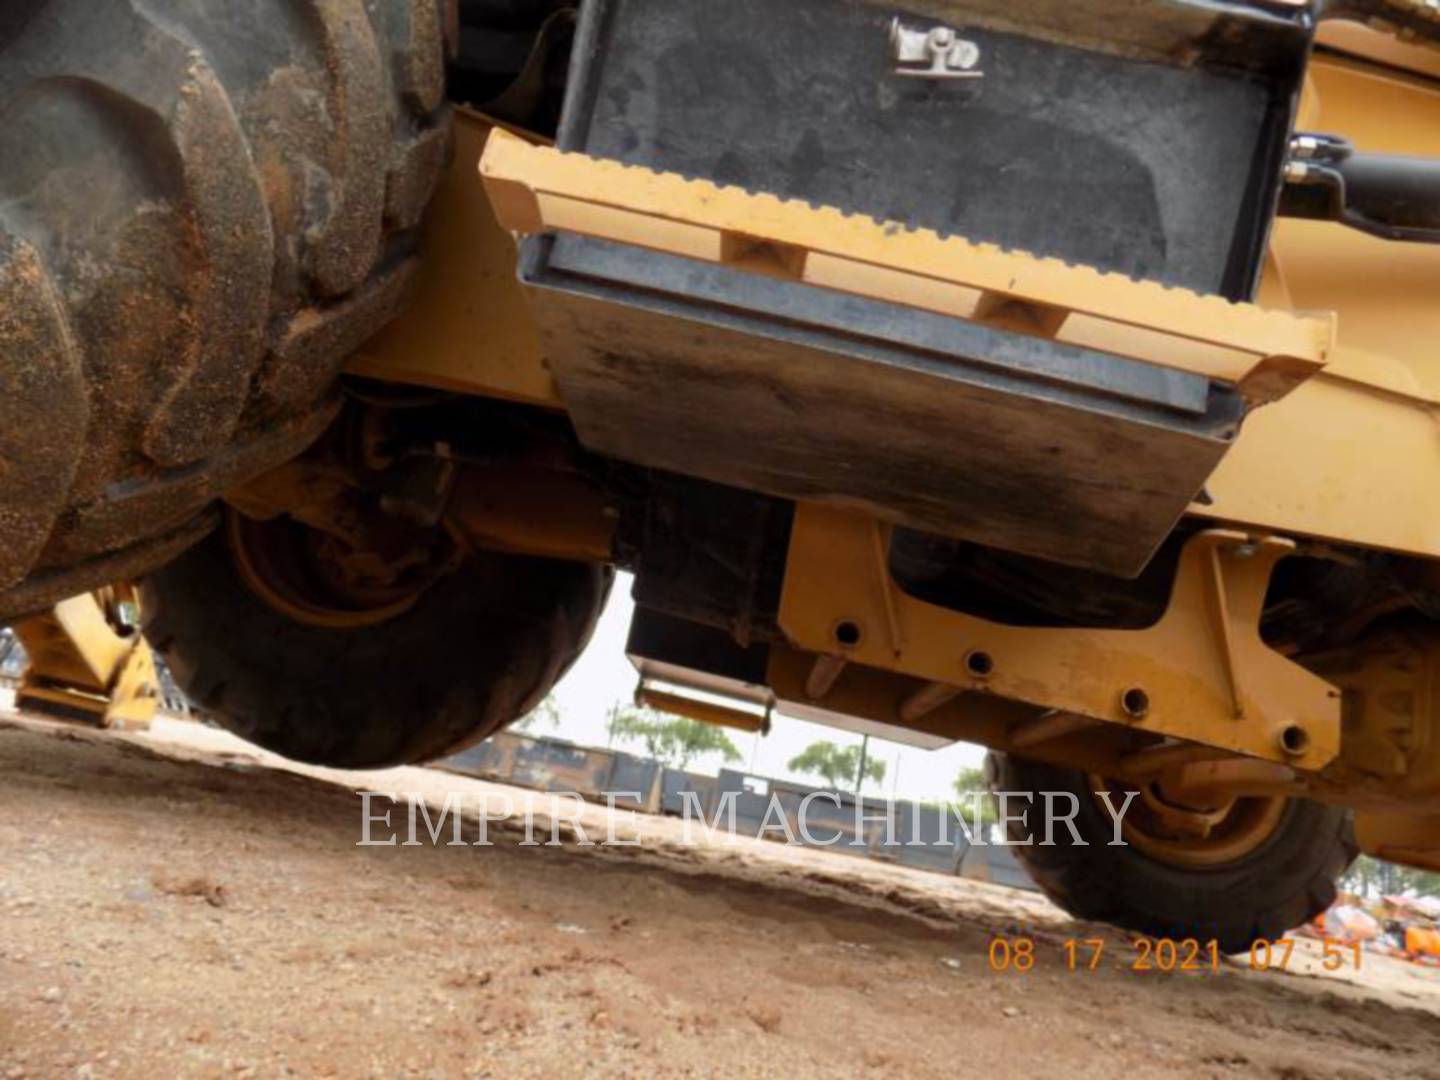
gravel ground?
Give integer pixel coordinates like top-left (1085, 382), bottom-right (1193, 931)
top-left (1, 711), bottom-right (1437, 1079)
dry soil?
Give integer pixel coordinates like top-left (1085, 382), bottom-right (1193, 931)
top-left (1, 712), bottom-right (1437, 1079)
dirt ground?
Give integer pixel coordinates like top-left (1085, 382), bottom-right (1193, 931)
top-left (1, 711), bottom-right (1437, 1079)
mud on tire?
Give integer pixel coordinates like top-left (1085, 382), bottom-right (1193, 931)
top-left (987, 753), bottom-right (1359, 954)
top-left (0, 0), bottom-right (453, 618)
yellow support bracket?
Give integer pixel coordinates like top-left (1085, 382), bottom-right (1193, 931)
top-left (480, 127), bottom-right (1334, 403)
top-left (14, 592), bottom-right (159, 731)
top-left (102, 639), bottom-right (160, 731)
top-left (776, 504), bottom-right (1342, 769)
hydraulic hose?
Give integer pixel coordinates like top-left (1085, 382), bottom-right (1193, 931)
top-left (1281, 133), bottom-right (1440, 243)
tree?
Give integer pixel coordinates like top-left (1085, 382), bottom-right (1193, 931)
top-left (513, 693), bottom-right (562, 734)
top-left (606, 704), bottom-right (742, 770)
top-left (1342, 855), bottom-right (1440, 900)
top-left (952, 766), bottom-right (997, 826)
top-left (787, 741), bottom-right (887, 791)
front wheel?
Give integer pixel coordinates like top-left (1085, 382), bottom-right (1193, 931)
top-left (987, 752), bottom-right (1357, 954)
top-left (140, 514), bottom-right (611, 769)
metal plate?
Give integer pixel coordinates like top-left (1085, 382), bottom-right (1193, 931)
top-left (525, 235), bottom-right (1244, 576)
top-left (560, 0), bottom-right (1311, 299)
top-left (524, 0), bottom-right (1312, 575)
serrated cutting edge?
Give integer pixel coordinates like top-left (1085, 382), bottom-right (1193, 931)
top-left (480, 128), bottom-right (1334, 401)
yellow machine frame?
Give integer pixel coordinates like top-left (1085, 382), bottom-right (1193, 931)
top-left (344, 40), bottom-right (1440, 869)
top-left (11, 588), bottom-right (160, 730)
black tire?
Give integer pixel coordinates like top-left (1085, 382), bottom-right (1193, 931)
top-left (140, 524), bottom-right (612, 769)
top-left (0, 0), bottom-right (452, 616)
top-left (987, 753), bottom-right (1358, 954)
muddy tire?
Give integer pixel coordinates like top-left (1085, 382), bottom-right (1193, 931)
top-left (986, 753), bottom-right (1358, 954)
top-left (140, 523), bottom-right (612, 769)
top-left (0, 0), bottom-right (453, 618)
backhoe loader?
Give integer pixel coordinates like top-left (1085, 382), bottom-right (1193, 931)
top-left (4, 0), bottom-right (1440, 950)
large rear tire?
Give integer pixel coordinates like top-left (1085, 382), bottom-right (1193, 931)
top-left (140, 520), bottom-right (611, 769)
top-left (0, 0), bottom-right (452, 616)
top-left (987, 752), bottom-right (1358, 954)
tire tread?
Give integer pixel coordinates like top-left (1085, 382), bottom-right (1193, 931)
top-left (0, 0), bottom-right (450, 615)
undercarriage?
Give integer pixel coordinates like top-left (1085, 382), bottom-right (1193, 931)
top-left (4, 0), bottom-right (1440, 947)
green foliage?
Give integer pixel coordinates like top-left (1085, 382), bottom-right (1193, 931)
top-left (1342, 854), bottom-right (1440, 899)
top-left (951, 766), bottom-right (997, 826)
top-left (513, 694), bottom-right (562, 733)
top-left (953, 767), bottom-right (986, 797)
top-left (786, 741), bottom-right (887, 791)
top-left (606, 704), bottom-right (742, 770)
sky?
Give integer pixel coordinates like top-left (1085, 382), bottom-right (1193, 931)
top-left (548, 573), bottom-right (987, 801)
